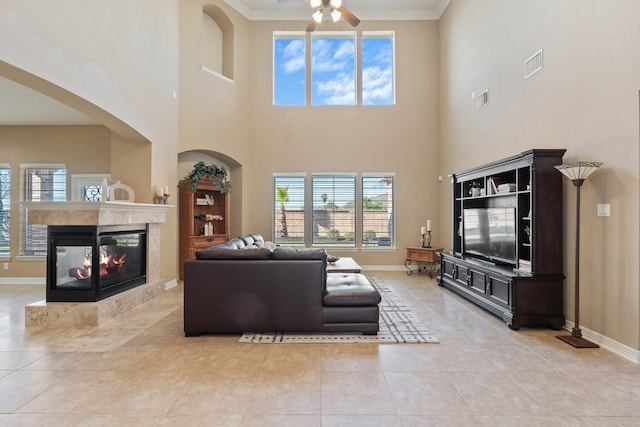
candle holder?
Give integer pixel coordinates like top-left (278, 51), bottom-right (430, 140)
top-left (154, 194), bottom-right (170, 205)
top-left (421, 231), bottom-right (432, 248)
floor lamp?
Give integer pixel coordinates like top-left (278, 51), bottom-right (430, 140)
top-left (554, 161), bottom-right (603, 348)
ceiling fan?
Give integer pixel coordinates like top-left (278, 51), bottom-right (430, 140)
top-left (277, 0), bottom-right (361, 32)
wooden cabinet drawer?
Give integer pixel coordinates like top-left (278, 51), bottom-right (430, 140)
top-left (191, 234), bottom-right (229, 250)
top-left (406, 247), bottom-right (442, 263)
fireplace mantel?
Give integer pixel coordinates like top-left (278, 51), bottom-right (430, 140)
top-left (23, 201), bottom-right (172, 226)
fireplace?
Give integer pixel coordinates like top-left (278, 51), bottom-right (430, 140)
top-left (46, 224), bottom-right (147, 302)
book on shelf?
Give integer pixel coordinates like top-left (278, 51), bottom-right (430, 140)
top-left (497, 183), bottom-right (516, 193)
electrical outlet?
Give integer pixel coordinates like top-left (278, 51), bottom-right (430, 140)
top-left (3, 262), bottom-right (8, 270)
top-left (597, 204), bottom-right (610, 217)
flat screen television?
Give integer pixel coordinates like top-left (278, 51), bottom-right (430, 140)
top-left (463, 208), bottom-right (516, 264)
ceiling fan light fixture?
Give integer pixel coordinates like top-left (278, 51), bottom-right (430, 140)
top-left (330, 0), bottom-right (343, 8)
top-left (312, 8), bottom-right (323, 23)
top-left (331, 8), bottom-right (342, 22)
top-left (310, 0), bottom-right (322, 8)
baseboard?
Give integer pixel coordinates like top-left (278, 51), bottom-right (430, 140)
top-left (165, 278), bottom-right (178, 290)
top-left (0, 277), bottom-right (45, 285)
top-left (561, 320), bottom-right (640, 364)
top-left (361, 265), bottom-right (406, 271)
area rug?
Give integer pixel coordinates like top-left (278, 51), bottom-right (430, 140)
top-left (239, 276), bottom-right (439, 344)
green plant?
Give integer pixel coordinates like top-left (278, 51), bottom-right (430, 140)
top-left (363, 230), bottom-right (377, 241)
top-left (327, 229), bottom-right (340, 241)
top-left (276, 185), bottom-right (289, 237)
top-left (344, 232), bottom-right (355, 241)
top-left (178, 161), bottom-right (231, 193)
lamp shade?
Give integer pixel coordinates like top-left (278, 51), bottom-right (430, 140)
top-left (310, 0), bottom-right (322, 8)
top-left (330, 0), bottom-right (343, 7)
top-left (331, 8), bottom-right (342, 22)
top-left (555, 161), bottom-right (603, 182)
top-left (312, 9), bottom-right (323, 23)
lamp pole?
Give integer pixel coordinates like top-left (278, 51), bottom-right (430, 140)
top-left (555, 162), bottom-right (602, 348)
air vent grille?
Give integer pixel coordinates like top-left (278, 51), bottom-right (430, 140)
top-left (525, 49), bottom-right (543, 79)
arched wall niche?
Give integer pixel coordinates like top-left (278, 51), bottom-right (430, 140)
top-left (178, 149), bottom-right (243, 237)
top-left (202, 5), bottom-right (234, 80)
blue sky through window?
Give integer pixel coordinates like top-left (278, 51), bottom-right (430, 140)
top-left (274, 32), bottom-right (394, 106)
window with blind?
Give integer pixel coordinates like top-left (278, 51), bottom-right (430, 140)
top-left (0, 165), bottom-right (10, 257)
top-left (20, 165), bottom-right (67, 256)
top-left (362, 174), bottom-right (395, 247)
top-left (312, 174), bottom-right (356, 248)
top-left (273, 174), bottom-right (306, 247)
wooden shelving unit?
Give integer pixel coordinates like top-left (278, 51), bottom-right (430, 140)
top-left (178, 180), bottom-right (229, 279)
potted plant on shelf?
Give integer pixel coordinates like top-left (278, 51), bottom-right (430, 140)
top-left (178, 161), bottom-right (231, 193)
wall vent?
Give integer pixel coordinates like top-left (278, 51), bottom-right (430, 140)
top-left (476, 90), bottom-right (489, 109)
top-left (525, 49), bottom-right (543, 79)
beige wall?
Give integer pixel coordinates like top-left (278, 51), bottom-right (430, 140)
top-left (438, 0), bottom-right (640, 349)
top-left (178, 0), bottom-right (252, 242)
top-left (0, 0), bottom-right (180, 283)
top-left (0, 125), bottom-right (111, 278)
top-left (247, 20), bottom-right (441, 266)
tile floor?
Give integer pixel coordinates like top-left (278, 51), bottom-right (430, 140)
top-left (0, 271), bottom-right (639, 426)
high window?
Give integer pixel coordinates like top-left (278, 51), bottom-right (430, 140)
top-left (273, 33), bottom-right (306, 106)
top-left (311, 33), bottom-right (356, 105)
top-left (273, 174), bottom-right (306, 247)
top-left (273, 31), bottom-right (395, 106)
top-left (0, 165), bottom-right (10, 258)
top-left (20, 165), bottom-right (67, 257)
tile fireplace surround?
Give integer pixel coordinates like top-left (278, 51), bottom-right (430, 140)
top-left (22, 201), bottom-right (172, 327)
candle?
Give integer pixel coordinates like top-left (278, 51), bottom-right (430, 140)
top-left (426, 220), bottom-right (432, 231)
top-left (156, 186), bottom-right (164, 197)
top-left (421, 226), bottom-right (426, 235)
top-left (163, 185), bottom-right (169, 195)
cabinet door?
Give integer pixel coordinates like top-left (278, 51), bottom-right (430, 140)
top-left (487, 276), bottom-right (511, 307)
top-left (468, 269), bottom-right (487, 294)
top-left (455, 264), bottom-right (470, 287)
top-left (441, 258), bottom-right (456, 280)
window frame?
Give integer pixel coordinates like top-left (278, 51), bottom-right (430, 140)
top-left (361, 173), bottom-right (396, 249)
top-left (20, 164), bottom-right (67, 258)
top-left (311, 173), bottom-right (357, 248)
top-left (310, 31), bottom-right (357, 106)
top-left (0, 164), bottom-right (10, 259)
top-left (273, 173), bottom-right (307, 247)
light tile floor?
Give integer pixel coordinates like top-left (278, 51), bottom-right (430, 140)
top-left (0, 271), bottom-right (639, 426)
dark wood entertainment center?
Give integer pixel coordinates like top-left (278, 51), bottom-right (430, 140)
top-left (438, 149), bottom-right (566, 329)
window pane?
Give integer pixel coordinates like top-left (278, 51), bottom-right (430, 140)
top-left (362, 34), bottom-right (394, 105)
top-left (0, 167), bottom-right (10, 256)
top-left (311, 35), bottom-right (356, 105)
top-left (274, 175), bottom-right (305, 247)
top-left (274, 35), bottom-right (306, 106)
top-left (312, 175), bottom-right (356, 248)
top-left (362, 175), bottom-right (394, 247)
top-left (21, 166), bottom-right (67, 256)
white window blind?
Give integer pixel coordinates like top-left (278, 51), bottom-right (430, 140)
top-left (362, 174), bottom-right (395, 248)
top-left (20, 165), bottom-right (67, 256)
top-left (273, 175), bottom-right (306, 247)
top-left (0, 165), bottom-right (10, 257)
top-left (312, 174), bottom-right (356, 248)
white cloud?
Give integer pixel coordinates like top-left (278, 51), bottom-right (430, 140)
top-left (281, 39), bottom-right (305, 73)
top-left (362, 66), bottom-right (393, 104)
top-left (312, 39), bottom-right (354, 72)
top-left (315, 72), bottom-right (355, 105)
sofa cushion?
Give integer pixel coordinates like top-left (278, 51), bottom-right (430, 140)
top-left (195, 247), bottom-right (273, 260)
top-left (272, 247), bottom-right (327, 261)
top-left (324, 273), bottom-right (381, 307)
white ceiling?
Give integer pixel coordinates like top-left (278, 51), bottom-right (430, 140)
top-left (225, 0), bottom-right (451, 21)
top-left (0, 0), bottom-right (450, 127)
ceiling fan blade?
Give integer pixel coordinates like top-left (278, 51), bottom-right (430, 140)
top-left (306, 19), bottom-right (318, 32)
top-left (337, 6), bottom-right (360, 27)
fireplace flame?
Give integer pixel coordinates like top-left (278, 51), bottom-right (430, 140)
top-left (71, 251), bottom-right (127, 279)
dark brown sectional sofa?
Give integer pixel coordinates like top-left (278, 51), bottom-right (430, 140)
top-left (183, 234), bottom-right (381, 336)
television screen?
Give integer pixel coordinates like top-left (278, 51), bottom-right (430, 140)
top-left (463, 208), bottom-right (516, 263)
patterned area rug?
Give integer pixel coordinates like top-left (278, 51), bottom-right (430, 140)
top-left (239, 276), bottom-right (439, 344)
